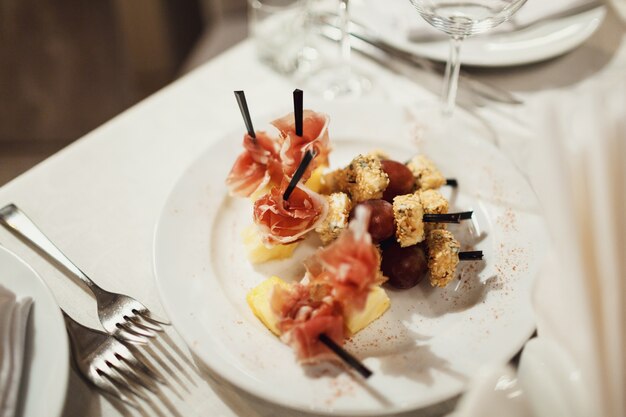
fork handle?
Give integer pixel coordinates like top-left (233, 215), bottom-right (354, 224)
top-left (0, 203), bottom-right (101, 292)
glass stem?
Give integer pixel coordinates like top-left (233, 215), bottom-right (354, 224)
top-left (441, 35), bottom-right (464, 116)
top-left (338, 0), bottom-right (351, 70)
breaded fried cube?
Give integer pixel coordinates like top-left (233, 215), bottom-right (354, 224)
top-left (392, 193), bottom-right (424, 247)
top-left (346, 155), bottom-right (389, 203)
top-left (418, 189), bottom-right (449, 232)
top-left (320, 168), bottom-right (349, 195)
top-left (426, 229), bottom-right (460, 288)
top-left (407, 155), bottom-right (446, 191)
top-left (315, 192), bottom-right (352, 245)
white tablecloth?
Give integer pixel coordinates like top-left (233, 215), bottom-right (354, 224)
top-left (0, 11), bottom-right (624, 417)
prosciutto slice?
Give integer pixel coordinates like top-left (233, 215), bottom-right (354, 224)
top-left (307, 206), bottom-right (380, 311)
top-left (271, 110), bottom-right (331, 180)
top-left (253, 181), bottom-right (328, 245)
top-left (226, 132), bottom-right (283, 197)
top-left (271, 283), bottom-right (344, 362)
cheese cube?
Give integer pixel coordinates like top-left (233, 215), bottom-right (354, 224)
top-left (407, 155), bottom-right (446, 191)
top-left (418, 189), bottom-right (449, 232)
top-left (393, 193), bottom-right (425, 247)
top-left (315, 192), bottom-right (352, 245)
top-left (426, 229), bottom-right (460, 288)
top-left (346, 155), bottom-right (389, 203)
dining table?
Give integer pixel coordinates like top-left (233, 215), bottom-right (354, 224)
top-left (0, 8), bottom-right (624, 417)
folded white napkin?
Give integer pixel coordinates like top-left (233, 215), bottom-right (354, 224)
top-left (525, 70), bottom-right (625, 416)
top-left (354, 0), bottom-right (598, 40)
top-left (0, 285), bottom-right (33, 417)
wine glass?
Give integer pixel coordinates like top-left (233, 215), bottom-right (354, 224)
top-left (308, 0), bottom-right (371, 99)
top-left (408, 0), bottom-right (527, 115)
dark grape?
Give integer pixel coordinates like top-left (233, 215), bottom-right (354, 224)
top-left (381, 160), bottom-right (415, 202)
top-left (381, 242), bottom-right (428, 289)
top-left (352, 199), bottom-right (395, 243)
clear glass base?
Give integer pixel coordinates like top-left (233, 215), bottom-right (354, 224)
top-left (306, 65), bottom-right (372, 100)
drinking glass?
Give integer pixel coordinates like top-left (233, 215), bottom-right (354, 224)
top-left (308, 0), bottom-right (371, 99)
top-left (408, 0), bottom-right (527, 115)
top-left (248, 0), bottom-right (312, 74)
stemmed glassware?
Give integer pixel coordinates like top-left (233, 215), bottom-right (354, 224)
top-left (308, 0), bottom-right (371, 99)
top-left (408, 0), bottom-right (527, 115)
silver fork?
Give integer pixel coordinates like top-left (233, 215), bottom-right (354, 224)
top-left (0, 203), bottom-right (168, 345)
top-left (63, 310), bottom-right (164, 407)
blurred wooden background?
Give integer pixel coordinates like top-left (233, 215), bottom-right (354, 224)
top-left (0, 0), bottom-right (247, 185)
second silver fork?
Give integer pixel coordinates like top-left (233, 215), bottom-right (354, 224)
top-left (0, 203), bottom-right (168, 345)
top-left (64, 310), bottom-right (165, 407)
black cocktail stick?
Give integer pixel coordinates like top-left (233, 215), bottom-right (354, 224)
top-left (459, 251), bottom-right (484, 261)
top-left (283, 150), bottom-right (316, 201)
top-left (293, 89), bottom-right (303, 137)
top-left (234, 91), bottom-right (255, 139)
top-left (445, 178), bottom-right (458, 187)
top-left (423, 211), bottom-right (473, 223)
top-left (319, 333), bottom-right (372, 379)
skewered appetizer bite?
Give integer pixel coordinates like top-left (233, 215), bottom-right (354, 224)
top-left (247, 207), bottom-right (390, 363)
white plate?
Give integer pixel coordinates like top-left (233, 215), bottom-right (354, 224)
top-left (154, 101), bottom-right (547, 415)
top-left (0, 245), bottom-right (69, 417)
top-left (351, 0), bottom-right (606, 67)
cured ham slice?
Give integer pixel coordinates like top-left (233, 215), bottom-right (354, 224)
top-left (271, 283), bottom-right (344, 362)
top-left (307, 206), bottom-right (381, 311)
top-left (271, 110), bottom-right (331, 180)
top-left (226, 132), bottom-right (283, 197)
top-left (253, 181), bottom-right (328, 245)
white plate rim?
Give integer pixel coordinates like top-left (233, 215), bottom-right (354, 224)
top-left (0, 245), bottom-right (69, 417)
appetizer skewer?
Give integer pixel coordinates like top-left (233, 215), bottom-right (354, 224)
top-left (276, 90), bottom-right (372, 378)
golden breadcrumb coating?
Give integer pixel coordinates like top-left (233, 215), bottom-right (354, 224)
top-left (320, 168), bottom-right (349, 195)
top-left (392, 193), bottom-right (424, 247)
top-left (319, 155), bottom-right (389, 203)
top-left (426, 229), bottom-right (460, 287)
top-left (407, 155), bottom-right (446, 191)
top-left (346, 155), bottom-right (389, 202)
top-left (418, 189), bottom-right (449, 232)
top-left (315, 192), bottom-right (352, 245)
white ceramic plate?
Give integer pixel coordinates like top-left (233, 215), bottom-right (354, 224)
top-left (351, 0), bottom-right (606, 67)
top-left (0, 245), bottom-right (69, 417)
top-left (154, 102), bottom-right (547, 415)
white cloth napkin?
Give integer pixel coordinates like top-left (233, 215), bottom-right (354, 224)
top-left (524, 69), bottom-right (626, 416)
top-left (0, 285), bottom-right (33, 417)
top-left (353, 0), bottom-right (599, 40)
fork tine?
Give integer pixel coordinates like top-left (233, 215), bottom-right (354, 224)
top-left (93, 372), bottom-right (140, 408)
top-left (128, 314), bottom-right (163, 332)
top-left (122, 319), bottom-right (158, 339)
top-left (109, 356), bottom-right (159, 394)
top-left (117, 322), bottom-right (155, 341)
top-left (117, 347), bottom-right (167, 385)
top-left (103, 365), bottom-right (148, 401)
top-left (136, 310), bottom-right (170, 326)
top-left (114, 326), bottom-right (149, 345)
